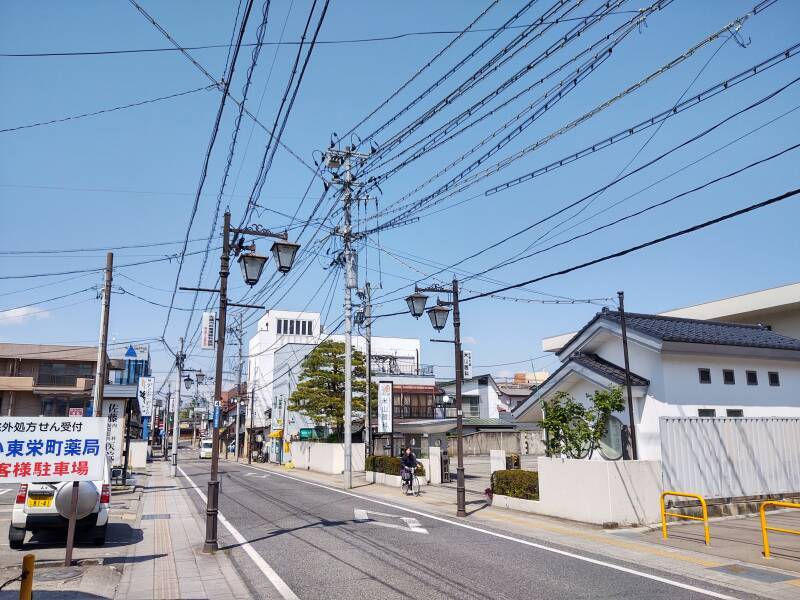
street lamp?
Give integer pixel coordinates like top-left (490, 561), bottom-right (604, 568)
top-left (405, 292), bottom-right (428, 318)
top-left (195, 371), bottom-right (206, 385)
top-left (237, 251), bottom-right (268, 286)
top-left (407, 279), bottom-right (467, 518)
top-left (184, 375), bottom-right (194, 390)
top-left (180, 210), bottom-right (300, 553)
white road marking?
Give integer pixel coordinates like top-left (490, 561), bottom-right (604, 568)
top-left (244, 472), bottom-right (269, 478)
top-left (177, 466), bottom-right (298, 600)
top-left (0, 489), bottom-right (10, 495)
top-left (354, 509), bottom-right (428, 534)
top-left (262, 469), bottom-right (739, 600)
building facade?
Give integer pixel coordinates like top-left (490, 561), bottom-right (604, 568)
top-left (515, 310), bottom-right (800, 461)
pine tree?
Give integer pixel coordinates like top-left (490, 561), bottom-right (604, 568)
top-left (288, 340), bottom-right (374, 435)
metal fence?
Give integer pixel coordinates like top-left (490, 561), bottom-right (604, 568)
top-left (660, 417), bottom-right (800, 499)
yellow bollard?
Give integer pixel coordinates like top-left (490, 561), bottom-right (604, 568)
top-left (759, 500), bottom-right (800, 559)
top-left (19, 553), bottom-right (34, 600)
top-left (660, 491), bottom-right (710, 545)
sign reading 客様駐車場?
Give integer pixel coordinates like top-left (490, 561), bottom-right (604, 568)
top-left (0, 417), bottom-right (108, 483)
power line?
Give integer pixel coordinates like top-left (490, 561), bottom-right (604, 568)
top-left (0, 236), bottom-right (214, 255)
top-left (0, 85), bottom-right (215, 133)
top-left (0, 11), bottom-right (645, 57)
top-left (0, 287), bottom-right (97, 313)
top-left (459, 187), bottom-right (800, 303)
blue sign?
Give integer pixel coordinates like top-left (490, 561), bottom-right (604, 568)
top-left (213, 407), bottom-right (220, 428)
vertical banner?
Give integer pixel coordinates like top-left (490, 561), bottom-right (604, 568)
top-left (377, 381), bottom-right (393, 434)
top-left (102, 399), bottom-right (125, 466)
top-left (137, 376), bottom-right (154, 417)
top-left (0, 417), bottom-right (108, 482)
top-left (202, 312), bottom-right (217, 350)
top-left (462, 350), bottom-right (472, 379)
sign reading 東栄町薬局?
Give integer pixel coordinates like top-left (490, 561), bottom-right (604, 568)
top-left (377, 381), bottom-right (393, 434)
top-left (0, 417), bottom-right (108, 483)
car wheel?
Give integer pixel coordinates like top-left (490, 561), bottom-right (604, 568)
top-left (91, 524), bottom-right (107, 546)
top-left (8, 526), bottom-right (26, 549)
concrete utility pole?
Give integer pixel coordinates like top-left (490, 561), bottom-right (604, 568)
top-left (163, 386), bottom-right (171, 461)
top-left (617, 291), bottom-right (638, 460)
top-left (233, 313), bottom-right (244, 461)
top-left (362, 282), bottom-right (373, 456)
top-left (171, 337), bottom-right (185, 477)
top-left (323, 145), bottom-right (370, 490)
top-left (91, 252), bottom-right (113, 417)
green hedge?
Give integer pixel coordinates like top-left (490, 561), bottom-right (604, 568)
top-left (366, 455), bottom-right (425, 477)
top-left (490, 469), bottom-right (539, 500)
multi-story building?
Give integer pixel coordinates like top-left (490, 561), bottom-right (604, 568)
top-left (248, 309), bottom-right (436, 462)
top-left (0, 343), bottom-right (101, 417)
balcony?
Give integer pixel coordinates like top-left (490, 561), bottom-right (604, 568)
top-left (370, 360), bottom-right (434, 377)
top-left (0, 376), bottom-right (34, 391)
top-left (390, 405), bottom-right (458, 420)
top-left (34, 375), bottom-right (94, 390)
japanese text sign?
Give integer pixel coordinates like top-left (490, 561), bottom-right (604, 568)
top-left (377, 381), bottom-right (393, 434)
top-left (137, 376), bottom-right (154, 417)
top-left (0, 417), bottom-right (108, 483)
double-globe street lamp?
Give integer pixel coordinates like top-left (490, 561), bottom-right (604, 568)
top-left (181, 210), bottom-right (300, 552)
top-left (406, 278), bottom-right (467, 518)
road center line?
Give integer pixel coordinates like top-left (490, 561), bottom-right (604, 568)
top-left (177, 465), bottom-right (299, 600)
top-left (259, 468), bottom-right (739, 600)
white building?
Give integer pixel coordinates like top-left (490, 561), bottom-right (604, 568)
top-left (514, 309), bottom-right (800, 461)
top-left (248, 309), bottom-right (430, 460)
top-left (437, 374), bottom-right (501, 420)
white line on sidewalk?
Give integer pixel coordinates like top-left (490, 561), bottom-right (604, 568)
top-left (260, 468), bottom-right (739, 600)
top-left (176, 466), bottom-right (299, 600)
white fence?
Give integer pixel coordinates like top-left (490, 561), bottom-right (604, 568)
top-left (289, 442), bottom-right (365, 475)
top-left (660, 417), bottom-right (800, 499)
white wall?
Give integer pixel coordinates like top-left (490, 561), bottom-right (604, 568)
top-left (289, 442), bottom-right (365, 475)
top-left (533, 457), bottom-right (663, 525)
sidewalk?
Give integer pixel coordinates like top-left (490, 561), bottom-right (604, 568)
top-left (114, 460), bottom-right (251, 600)
top-left (235, 457), bottom-right (800, 600)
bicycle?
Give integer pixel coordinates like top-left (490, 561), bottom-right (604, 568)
top-left (401, 466), bottom-right (420, 497)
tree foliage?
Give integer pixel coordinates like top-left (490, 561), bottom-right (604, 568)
top-left (539, 386), bottom-right (625, 458)
top-left (288, 340), bottom-right (374, 432)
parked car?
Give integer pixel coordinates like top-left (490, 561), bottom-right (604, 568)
top-left (9, 458), bottom-right (111, 549)
top-left (199, 438), bottom-right (213, 459)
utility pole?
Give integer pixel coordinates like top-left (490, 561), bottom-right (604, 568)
top-left (171, 337), bottom-right (185, 477)
top-left (233, 313), bottom-right (244, 461)
top-left (322, 145), bottom-right (370, 490)
top-left (617, 291), bottom-right (638, 460)
top-left (247, 389), bottom-right (254, 464)
top-left (359, 282), bottom-right (373, 456)
top-left (91, 252), bottom-right (113, 417)
top-left (163, 386), bottom-right (171, 461)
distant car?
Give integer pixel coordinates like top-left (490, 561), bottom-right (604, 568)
top-left (199, 438), bottom-right (213, 459)
top-left (9, 458), bottom-right (111, 549)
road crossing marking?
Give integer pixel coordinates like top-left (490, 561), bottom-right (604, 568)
top-left (243, 472), bottom-right (270, 478)
top-left (177, 466), bottom-right (298, 600)
top-left (354, 509), bottom-right (429, 534)
top-left (260, 468), bottom-right (739, 600)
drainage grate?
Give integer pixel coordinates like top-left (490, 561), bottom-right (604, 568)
top-left (709, 564), bottom-right (796, 583)
top-left (141, 514), bottom-right (171, 520)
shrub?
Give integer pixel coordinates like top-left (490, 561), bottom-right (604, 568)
top-left (490, 469), bottom-right (539, 500)
top-left (370, 456), bottom-right (425, 476)
top-left (365, 455), bottom-right (375, 472)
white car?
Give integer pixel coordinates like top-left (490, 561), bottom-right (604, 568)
top-left (199, 438), bottom-right (213, 459)
top-left (8, 459), bottom-right (111, 549)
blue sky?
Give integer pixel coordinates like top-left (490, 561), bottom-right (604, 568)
top-left (1, 0), bottom-right (799, 391)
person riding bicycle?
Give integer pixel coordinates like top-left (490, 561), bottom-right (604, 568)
top-left (401, 447), bottom-right (419, 482)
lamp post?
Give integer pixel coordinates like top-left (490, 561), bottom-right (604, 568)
top-left (406, 278), bottom-right (466, 518)
top-left (180, 210), bottom-right (299, 553)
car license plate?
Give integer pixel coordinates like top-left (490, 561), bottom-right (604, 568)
top-left (27, 495), bottom-right (53, 508)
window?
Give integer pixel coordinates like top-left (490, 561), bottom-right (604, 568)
top-left (746, 371), bottom-right (758, 386)
top-left (464, 397), bottom-right (480, 417)
top-left (698, 368), bottom-right (711, 384)
top-left (307, 321), bottom-right (314, 336)
top-left (295, 320), bottom-right (300, 335)
top-left (289, 320), bottom-right (295, 334)
top-left (698, 408), bottom-right (716, 417)
top-left (277, 320), bottom-right (282, 334)
top-left (768, 371), bottom-right (780, 386)
top-left (723, 369), bottom-right (735, 385)
top-left (726, 409), bottom-right (744, 418)
top-left (301, 321), bottom-right (307, 335)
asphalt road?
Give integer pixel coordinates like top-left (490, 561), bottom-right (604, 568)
top-left (175, 452), bottom-right (753, 600)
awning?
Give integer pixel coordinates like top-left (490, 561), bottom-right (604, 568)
top-left (268, 429), bottom-right (284, 439)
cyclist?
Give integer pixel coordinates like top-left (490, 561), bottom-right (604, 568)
top-left (401, 447), bottom-right (419, 492)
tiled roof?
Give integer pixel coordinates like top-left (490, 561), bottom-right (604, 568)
top-left (0, 343), bottom-right (99, 362)
top-left (571, 353), bottom-right (649, 386)
top-left (600, 311), bottom-right (800, 351)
